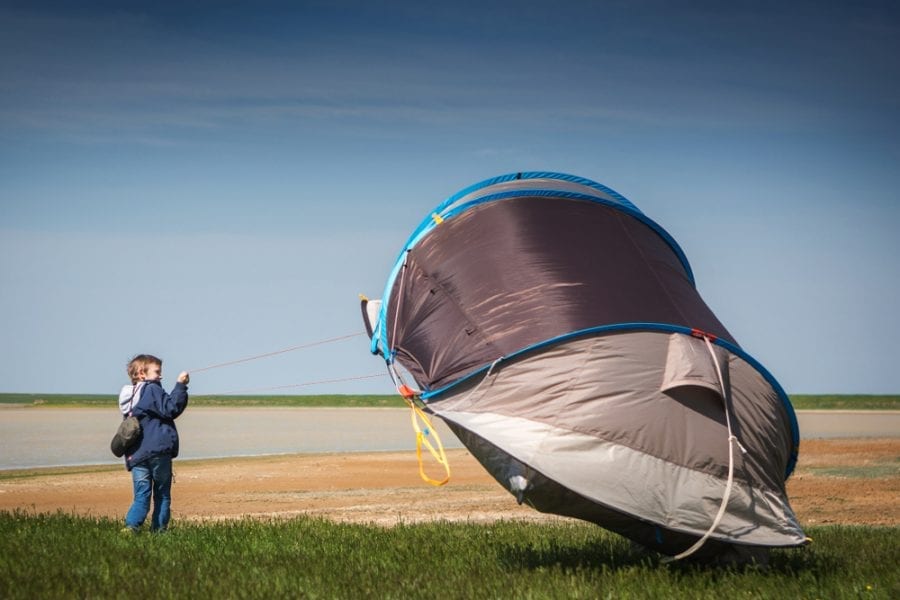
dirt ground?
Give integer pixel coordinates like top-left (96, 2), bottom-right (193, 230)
top-left (1, 438), bottom-right (896, 528)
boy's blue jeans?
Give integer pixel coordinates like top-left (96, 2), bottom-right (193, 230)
top-left (125, 455), bottom-right (172, 531)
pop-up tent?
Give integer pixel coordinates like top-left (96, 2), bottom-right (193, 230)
top-left (361, 172), bottom-right (804, 560)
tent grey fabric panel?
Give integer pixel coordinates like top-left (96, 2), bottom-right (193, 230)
top-left (724, 355), bottom-right (797, 488)
top-left (432, 331), bottom-right (793, 494)
top-left (435, 408), bottom-right (804, 548)
top-left (442, 420), bottom-right (678, 552)
top-left (389, 196), bottom-right (735, 390)
top-left (444, 420), bottom-right (786, 558)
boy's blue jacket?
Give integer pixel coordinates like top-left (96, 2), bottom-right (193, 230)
top-left (125, 380), bottom-right (189, 470)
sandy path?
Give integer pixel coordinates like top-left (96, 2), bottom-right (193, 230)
top-left (1, 439), bottom-right (896, 528)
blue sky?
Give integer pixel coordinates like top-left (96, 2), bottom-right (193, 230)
top-left (1, 1), bottom-right (898, 395)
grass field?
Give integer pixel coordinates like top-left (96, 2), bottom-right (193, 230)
top-left (0, 512), bottom-right (896, 599)
top-left (787, 395), bottom-right (900, 411)
top-left (1, 393), bottom-right (899, 410)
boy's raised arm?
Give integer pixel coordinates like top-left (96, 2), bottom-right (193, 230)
top-left (154, 374), bottom-right (189, 419)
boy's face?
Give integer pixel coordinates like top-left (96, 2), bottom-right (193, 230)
top-left (143, 363), bottom-right (162, 382)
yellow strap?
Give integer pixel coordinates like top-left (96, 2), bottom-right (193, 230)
top-left (407, 399), bottom-right (451, 486)
top-left (431, 212), bottom-right (444, 225)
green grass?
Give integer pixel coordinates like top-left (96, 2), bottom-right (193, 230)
top-left (0, 513), bottom-right (896, 599)
top-left (2, 393), bottom-right (899, 410)
top-left (787, 395), bottom-right (900, 411)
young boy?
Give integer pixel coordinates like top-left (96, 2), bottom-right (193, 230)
top-left (121, 354), bottom-right (190, 534)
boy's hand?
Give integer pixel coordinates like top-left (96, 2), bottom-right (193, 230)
top-left (178, 371), bottom-right (190, 385)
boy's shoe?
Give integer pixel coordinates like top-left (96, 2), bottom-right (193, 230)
top-left (120, 527), bottom-right (138, 536)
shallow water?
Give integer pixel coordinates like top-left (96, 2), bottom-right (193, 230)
top-left (0, 407), bottom-right (896, 470)
top-left (0, 407), bottom-right (462, 470)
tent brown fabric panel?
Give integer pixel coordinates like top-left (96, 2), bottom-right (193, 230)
top-left (388, 196), bottom-right (733, 390)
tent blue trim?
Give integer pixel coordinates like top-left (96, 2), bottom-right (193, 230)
top-left (421, 322), bottom-right (800, 479)
top-left (437, 171), bottom-right (640, 214)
